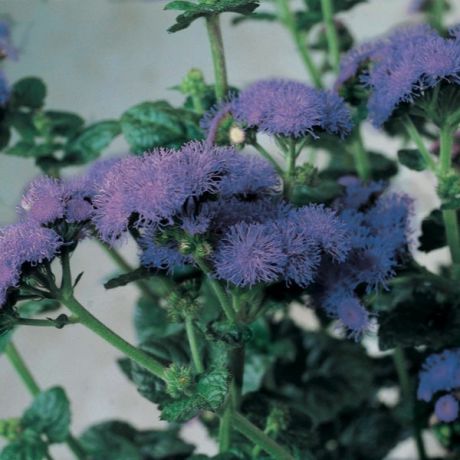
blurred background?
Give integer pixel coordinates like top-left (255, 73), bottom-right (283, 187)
top-left (1, 0), bottom-right (460, 458)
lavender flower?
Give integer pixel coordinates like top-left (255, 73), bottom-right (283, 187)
top-left (435, 394), bottom-right (459, 423)
top-left (231, 79), bottom-right (352, 138)
top-left (219, 154), bottom-right (281, 197)
top-left (0, 222), bottom-right (61, 271)
top-left (0, 19), bottom-right (18, 61)
top-left (19, 176), bottom-right (66, 224)
top-left (65, 196), bottom-right (94, 223)
top-left (214, 222), bottom-right (286, 287)
top-left (417, 349), bottom-right (460, 402)
top-left (0, 261), bottom-right (19, 306)
top-left (0, 70), bottom-right (9, 106)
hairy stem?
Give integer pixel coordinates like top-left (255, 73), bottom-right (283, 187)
top-left (185, 315), bottom-right (204, 373)
top-left (218, 404), bottom-right (232, 452)
top-left (276, 0), bottom-right (323, 88)
top-left (320, 0), bottom-right (340, 73)
top-left (5, 342), bottom-right (87, 460)
top-left (233, 412), bottom-right (295, 460)
top-left (60, 294), bottom-right (166, 380)
top-left (403, 115), bottom-right (436, 171)
top-left (206, 15), bottom-right (228, 101)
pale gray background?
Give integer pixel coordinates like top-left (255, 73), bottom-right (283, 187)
top-left (0, 0), bottom-right (459, 457)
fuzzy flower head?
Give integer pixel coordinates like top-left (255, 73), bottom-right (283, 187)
top-left (435, 395), bottom-right (459, 423)
top-left (0, 260), bottom-right (20, 306)
top-left (417, 349), bottom-right (460, 403)
top-left (19, 176), bottom-right (66, 224)
top-left (346, 25), bottom-right (460, 126)
top-left (232, 79), bottom-right (352, 138)
top-left (214, 222), bottom-right (287, 287)
top-left (3, 223), bottom-right (61, 266)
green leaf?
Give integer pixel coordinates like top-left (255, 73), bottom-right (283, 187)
top-left (0, 433), bottom-right (48, 460)
top-left (397, 148), bottom-right (427, 171)
top-left (120, 101), bottom-right (199, 153)
top-left (418, 209), bottom-right (446, 252)
top-left (5, 140), bottom-right (55, 158)
top-left (232, 11), bottom-right (277, 25)
top-left (8, 112), bottom-right (39, 140)
top-left (22, 387), bottom-right (71, 443)
top-left (104, 267), bottom-right (152, 290)
top-left (11, 77), bottom-right (47, 109)
top-left (134, 296), bottom-right (183, 342)
top-left (196, 367), bottom-right (230, 410)
top-left (65, 120), bottom-right (120, 163)
top-left (18, 299), bottom-right (61, 318)
top-left (160, 395), bottom-right (202, 422)
top-left (80, 421), bottom-right (141, 460)
top-left (45, 111), bottom-right (85, 138)
top-left (135, 428), bottom-right (194, 459)
top-left (166, 0), bottom-right (260, 33)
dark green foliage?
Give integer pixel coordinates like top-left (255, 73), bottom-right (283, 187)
top-left (121, 101), bottom-right (202, 153)
top-left (65, 120), bottom-right (121, 163)
top-left (419, 209), bottom-right (447, 252)
top-left (165, 0), bottom-right (259, 33)
top-left (0, 434), bottom-right (48, 460)
top-left (22, 387), bottom-right (71, 443)
top-left (397, 148), bottom-right (428, 171)
top-left (11, 77), bottom-right (47, 109)
top-left (80, 421), bottom-right (194, 459)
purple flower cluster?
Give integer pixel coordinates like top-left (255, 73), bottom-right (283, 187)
top-left (318, 178), bottom-right (412, 338)
top-left (213, 203), bottom-right (349, 288)
top-left (336, 25), bottom-right (460, 126)
top-left (418, 349), bottom-right (460, 423)
top-left (0, 222), bottom-right (61, 305)
top-left (91, 141), bottom-right (281, 247)
top-left (203, 79), bottom-right (353, 140)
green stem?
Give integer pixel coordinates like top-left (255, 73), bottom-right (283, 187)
top-left (99, 243), bottom-right (160, 303)
top-left (276, 0), bottom-right (323, 88)
top-left (252, 142), bottom-right (284, 176)
top-left (60, 294), bottom-right (166, 380)
top-left (5, 342), bottom-right (41, 396)
top-left (320, 0), bottom-right (340, 73)
top-left (194, 258), bottom-right (236, 322)
top-left (218, 404), bottom-right (232, 452)
top-left (206, 15), bottom-right (228, 101)
top-left (439, 125), bottom-right (460, 278)
top-left (431, 0), bottom-right (444, 31)
top-left (233, 412), bottom-right (295, 460)
top-left (283, 138), bottom-right (297, 196)
top-left (350, 127), bottom-right (371, 180)
top-left (5, 342), bottom-right (87, 460)
top-left (185, 315), bottom-right (204, 373)
top-left (393, 348), bottom-right (428, 460)
top-left (403, 115), bottom-right (436, 171)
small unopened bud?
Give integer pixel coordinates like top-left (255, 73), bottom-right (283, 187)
top-left (178, 240), bottom-right (193, 255)
top-left (229, 125), bottom-right (246, 145)
top-left (164, 363), bottom-right (194, 398)
top-left (195, 242), bottom-right (212, 258)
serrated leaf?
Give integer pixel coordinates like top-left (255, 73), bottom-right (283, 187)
top-left (11, 77), bottom-right (46, 109)
top-left (22, 387), bottom-right (71, 443)
top-left (65, 120), bottom-right (120, 163)
top-left (120, 101), bottom-right (190, 153)
top-left (160, 396), bottom-right (202, 422)
top-left (79, 421), bottom-right (141, 460)
top-left (196, 367), bottom-right (230, 410)
top-left (397, 148), bottom-right (427, 171)
top-left (0, 435), bottom-right (48, 460)
top-left (166, 0), bottom-right (260, 33)
top-left (135, 428), bottom-right (194, 458)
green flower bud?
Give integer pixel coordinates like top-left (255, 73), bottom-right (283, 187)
top-left (164, 363), bottom-right (194, 398)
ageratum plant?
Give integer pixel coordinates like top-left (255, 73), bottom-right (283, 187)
top-left (1, 1), bottom-right (460, 459)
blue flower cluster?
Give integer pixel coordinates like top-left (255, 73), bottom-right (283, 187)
top-left (418, 349), bottom-right (460, 423)
top-left (336, 25), bottom-right (460, 126)
top-left (319, 178), bottom-right (412, 338)
top-left (202, 79), bottom-right (353, 140)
